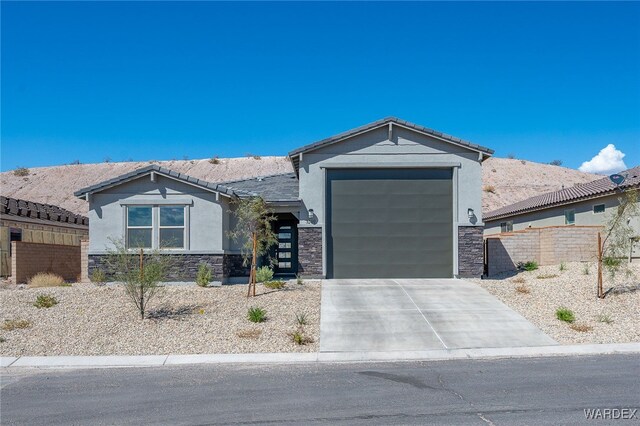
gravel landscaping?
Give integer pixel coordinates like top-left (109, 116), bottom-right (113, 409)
top-left (472, 262), bottom-right (640, 345)
top-left (0, 280), bottom-right (321, 356)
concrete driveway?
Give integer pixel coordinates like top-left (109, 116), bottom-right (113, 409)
top-left (320, 279), bottom-right (557, 352)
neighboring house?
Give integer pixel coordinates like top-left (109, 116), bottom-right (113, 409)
top-left (1, 196), bottom-right (89, 279)
top-left (484, 166), bottom-right (640, 235)
top-left (74, 117), bottom-right (493, 282)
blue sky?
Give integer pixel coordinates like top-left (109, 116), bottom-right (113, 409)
top-left (2, 2), bottom-right (639, 173)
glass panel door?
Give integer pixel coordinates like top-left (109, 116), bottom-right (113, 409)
top-left (274, 222), bottom-right (296, 275)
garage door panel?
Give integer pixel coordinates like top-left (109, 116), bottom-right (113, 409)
top-left (327, 168), bottom-right (453, 279)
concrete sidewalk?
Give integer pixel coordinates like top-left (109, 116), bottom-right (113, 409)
top-left (2, 342), bottom-right (638, 369)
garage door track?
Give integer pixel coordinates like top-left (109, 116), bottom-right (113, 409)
top-left (320, 279), bottom-right (557, 352)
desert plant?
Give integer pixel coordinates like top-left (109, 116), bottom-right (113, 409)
top-left (556, 308), bottom-right (575, 323)
top-left (246, 153), bottom-right (261, 160)
top-left (70, 159), bottom-right (81, 165)
top-left (0, 337), bottom-right (5, 343)
top-left (13, 167), bottom-right (30, 177)
top-left (296, 274), bottom-right (304, 285)
top-left (295, 312), bottom-right (308, 326)
top-left (507, 153), bottom-right (516, 159)
top-left (569, 323), bottom-right (593, 332)
top-left (236, 329), bottom-right (262, 339)
top-left (290, 329), bottom-right (313, 345)
top-left (196, 263), bottom-right (212, 287)
top-left (536, 274), bottom-right (558, 279)
top-left (256, 266), bottom-right (274, 283)
top-left (33, 294), bottom-right (58, 308)
top-left (549, 159), bottom-right (563, 166)
top-left (511, 276), bottom-right (526, 284)
top-left (209, 156), bottom-right (221, 165)
top-left (518, 261), bottom-right (538, 271)
top-left (28, 273), bottom-right (65, 288)
top-left (90, 269), bottom-right (106, 284)
top-left (559, 262), bottom-right (566, 271)
top-left (228, 197), bottom-right (277, 296)
top-left (515, 284), bottom-right (530, 294)
top-left (2, 319), bottom-right (31, 331)
top-left (596, 314), bottom-right (614, 324)
top-left (483, 185), bottom-right (496, 194)
top-left (104, 156), bottom-right (112, 163)
top-left (582, 263), bottom-right (590, 275)
top-left (264, 280), bottom-right (286, 290)
top-left (104, 239), bottom-right (169, 319)
top-left (247, 307), bottom-right (267, 323)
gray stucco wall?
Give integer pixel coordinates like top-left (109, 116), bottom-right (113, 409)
top-left (87, 174), bottom-right (232, 254)
top-left (296, 124), bottom-right (486, 276)
top-left (485, 194), bottom-right (640, 235)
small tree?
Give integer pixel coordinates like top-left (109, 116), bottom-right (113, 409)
top-left (228, 197), bottom-right (277, 297)
top-left (598, 189), bottom-right (640, 298)
top-left (104, 239), bottom-right (168, 319)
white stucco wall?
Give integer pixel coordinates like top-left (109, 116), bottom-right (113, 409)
top-left (87, 174), bottom-right (231, 254)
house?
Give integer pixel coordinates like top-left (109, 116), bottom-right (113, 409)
top-left (74, 117), bottom-right (493, 282)
top-left (484, 166), bottom-right (640, 236)
top-left (1, 196), bottom-right (89, 281)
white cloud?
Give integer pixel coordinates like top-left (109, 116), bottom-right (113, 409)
top-left (578, 144), bottom-right (627, 175)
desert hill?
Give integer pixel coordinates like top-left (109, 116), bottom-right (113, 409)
top-left (1, 156), bottom-right (600, 216)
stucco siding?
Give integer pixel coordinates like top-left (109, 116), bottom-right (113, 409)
top-left (87, 175), bottom-right (228, 254)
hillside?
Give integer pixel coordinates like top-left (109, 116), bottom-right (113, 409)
top-left (1, 156), bottom-right (600, 216)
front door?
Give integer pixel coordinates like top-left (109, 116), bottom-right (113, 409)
top-left (274, 221), bottom-right (297, 276)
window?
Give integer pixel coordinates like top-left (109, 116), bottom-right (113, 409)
top-left (126, 205), bottom-right (187, 249)
top-left (593, 204), bottom-right (605, 214)
top-left (500, 221), bottom-right (513, 233)
top-left (564, 209), bottom-right (575, 225)
top-left (159, 206), bottom-right (185, 248)
top-left (127, 206), bottom-right (152, 248)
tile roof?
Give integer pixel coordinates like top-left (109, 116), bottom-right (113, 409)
top-left (219, 173), bottom-right (300, 202)
top-left (1, 195), bottom-right (88, 226)
top-left (74, 165), bottom-right (237, 198)
top-left (484, 166), bottom-right (640, 221)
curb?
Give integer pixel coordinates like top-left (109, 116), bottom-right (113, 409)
top-left (2, 343), bottom-right (639, 369)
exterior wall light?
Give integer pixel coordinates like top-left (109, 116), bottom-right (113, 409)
top-left (467, 208), bottom-right (474, 219)
top-left (308, 209), bottom-right (316, 221)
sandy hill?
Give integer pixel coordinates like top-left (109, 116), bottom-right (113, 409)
top-left (1, 156), bottom-right (599, 216)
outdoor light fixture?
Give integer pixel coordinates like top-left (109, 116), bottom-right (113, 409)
top-left (308, 209), bottom-right (316, 221)
top-left (467, 208), bottom-right (474, 219)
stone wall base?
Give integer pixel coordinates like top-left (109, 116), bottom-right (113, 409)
top-left (458, 226), bottom-right (484, 278)
top-left (298, 227), bottom-right (323, 278)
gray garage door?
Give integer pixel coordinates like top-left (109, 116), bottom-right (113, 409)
top-left (326, 168), bottom-right (453, 279)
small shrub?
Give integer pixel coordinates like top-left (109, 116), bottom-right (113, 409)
top-left (0, 337), bottom-right (6, 343)
top-left (13, 167), bottom-right (30, 177)
top-left (536, 274), bottom-right (558, 279)
top-left (556, 308), bottom-right (575, 323)
top-left (483, 185), bottom-right (496, 193)
top-left (247, 307), bottom-right (267, 323)
top-left (196, 264), bottom-right (212, 287)
top-left (28, 273), bottom-right (65, 287)
top-left (507, 153), bottom-right (516, 159)
top-left (264, 280), bottom-right (286, 289)
top-left (603, 256), bottom-right (622, 268)
top-left (596, 314), bottom-right (613, 324)
top-left (209, 156), bottom-right (221, 165)
top-left (511, 276), bottom-right (526, 284)
top-left (1, 319), bottom-right (31, 331)
top-left (246, 153), bottom-right (261, 160)
top-left (569, 323), bottom-right (593, 333)
top-left (517, 261), bottom-right (538, 271)
top-left (582, 263), bottom-right (590, 275)
top-left (236, 329), bottom-right (262, 339)
top-left (296, 274), bottom-right (304, 285)
top-left (295, 312), bottom-right (308, 326)
top-left (549, 159), bottom-right (563, 166)
top-left (520, 160), bottom-right (526, 165)
top-left (90, 269), bottom-right (106, 284)
top-left (256, 266), bottom-right (274, 283)
top-left (34, 294), bottom-right (58, 308)
top-left (70, 159), bottom-right (81, 165)
top-left (515, 284), bottom-right (530, 294)
top-left (559, 262), bottom-right (566, 272)
top-left (104, 157), bottom-right (112, 163)
top-left (290, 330), bottom-right (313, 346)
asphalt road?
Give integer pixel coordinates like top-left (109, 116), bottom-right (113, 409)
top-left (1, 355), bottom-right (638, 425)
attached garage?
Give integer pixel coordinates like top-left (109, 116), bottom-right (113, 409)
top-left (326, 168), bottom-right (453, 278)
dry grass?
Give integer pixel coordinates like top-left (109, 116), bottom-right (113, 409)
top-left (2, 319), bottom-right (31, 331)
top-left (235, 329), bottom-right (262, 339)
top-left (515, 284), bottom-right (530, 294)
top-left (569, 323), bottom-right (593, 333)
top-left (28, 273), bottom-right (65, 288)
top-left (536, 274), bottom-right (558, 280)
top-left (511, 276), bottom-right (526, 284)
top-left (263, 281), bottom-right (286, 290)
top-left (483, 185), bottom-right (496, 193)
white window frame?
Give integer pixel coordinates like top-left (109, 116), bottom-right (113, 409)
top-left (593, 204), bottom-right (605, 214)
top-left (500, 221), bottom-right (513, 233)
top-left (124, 204), bottom-right (189, 251)
top-left (564, 209), bottom-right (576, 225)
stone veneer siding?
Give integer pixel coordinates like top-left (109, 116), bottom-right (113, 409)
top-left (88, 253), bottom-right (249, 282)
top-left (297, 226), bottom-right (323, 277)
top-left (458, 226), bottom-right (484, 278)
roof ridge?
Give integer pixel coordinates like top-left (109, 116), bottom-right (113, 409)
top-left (219, 171), bottom-right (296, 185)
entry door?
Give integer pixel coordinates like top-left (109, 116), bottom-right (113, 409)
top-left (274, 221), bottom-right (297, 275)
top-left (326, 168), bottom-right (453, 279)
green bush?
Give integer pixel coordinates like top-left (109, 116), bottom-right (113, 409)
top-left (91, 269), bottom-right (106, 284)
top-left (603, 257), bottom-right (622, 268)
top-left (256, 266), bottom-right (274, 283)
top-left (264, 280), bottom-right (286, 289)
top-left (196, 264), bottom-right (212, 287)
top-left (521, 261), bottom-right (538, 271)
top-left (295, 312), bottom-right (307, 326)
top-left (248, 307), bottom-right (267, 323)
top-left (290, 329), bottom-right (313, 345)
top-left (34, 294), bottom-right (58, 308)
top-left (296, 274), bottom-right (304, 285)
top-left (13, 167), bottom-right (29, 177)
top-left (559, 262), bottom-right (566, 271)
top-left (556, 307), bottom-right (575, 323)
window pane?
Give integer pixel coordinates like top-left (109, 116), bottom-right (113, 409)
top-left (279, 225), bottom-right (291, 230)
top-left (565, 210), bottom-right (575, 224)
top-left (278, 262), bottom-right (291, 269)
top-left (278, 232), bottom-right (291, 240)
top-left (160, 228), bottom-right (184, 248)
top-left (160, 206), bottom-right (185, 227)
top-left (278, 252), bottom-right (291, 259)
top-left (128, 206), bottom-right (152, 226)
top-left (278, 242), bottom-right (291, 249)
top-left (593, 204), bottom-right (605, 214)
top-left (128, 228), bottom-right (152, 248)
